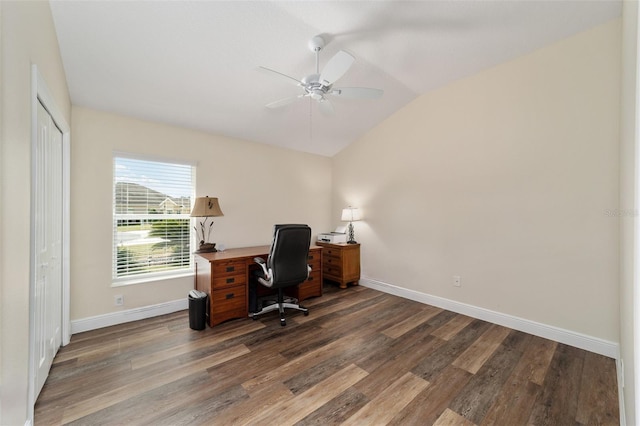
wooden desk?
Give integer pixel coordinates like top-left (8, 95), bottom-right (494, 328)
top-left (194, 245), bottom-right (323, 327)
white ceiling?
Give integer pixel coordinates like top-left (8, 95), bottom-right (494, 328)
top-left (50, 1), bottom-right (621, 157)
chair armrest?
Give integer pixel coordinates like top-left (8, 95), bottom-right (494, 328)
top-left (254, 257), bottom-right (270, 280)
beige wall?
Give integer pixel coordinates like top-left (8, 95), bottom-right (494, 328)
top-left (0, 1), bottom-right (71, 424)
top-left (333, 21), bottom-right (621, 342)
top-left (71, 106), bottom-right (332, 320)
top-left (620, 1), bottom-right (639, 424)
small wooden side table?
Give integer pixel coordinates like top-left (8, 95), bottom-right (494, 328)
top-left (317, 242), bottom-right (360, 289)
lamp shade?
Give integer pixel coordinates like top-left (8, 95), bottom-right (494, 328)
top-left (190, 196), bottom-right (224, 217)
top-left (341, 207), bottom-right (362, 222)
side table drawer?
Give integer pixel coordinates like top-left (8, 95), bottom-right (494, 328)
top-left (323, 263), bottom-right (343, 277)
top-left (322, 247), bottom-right (343, 259)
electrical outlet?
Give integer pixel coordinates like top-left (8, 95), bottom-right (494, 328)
top-left (453, 276), bottom-right (461, 287)
top-left (114, 295), bottom-right (124, 306)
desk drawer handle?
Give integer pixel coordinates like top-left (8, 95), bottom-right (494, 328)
top-left (308, 276), bottom-right (314, 281)
top-left (226, 277), bottom-right (235, 284)
top-left (226, 266), bottom-right (235, 272)
top-left (225, 293), bottom-right (235, 300)
top-left (308, 255), bottom-right (314, 260)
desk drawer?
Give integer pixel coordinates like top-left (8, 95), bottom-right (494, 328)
top-left (307, 251), bottom-right (321, 264)
top-left (212, 273), bottom-right (246, 289)
top-left (303, 270), bottom-right (322, 298)
top-left (211, 285), bottom-right (246, 314)
top-left (212, 259), bottom-right (245, 276)
top-left (308, 257), bottom-right (321, 273)
top-left (286, 270), bottom-right (322, 301)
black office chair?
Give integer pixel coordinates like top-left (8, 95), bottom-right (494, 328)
top-left (250, 224), bottom-right (311, 326)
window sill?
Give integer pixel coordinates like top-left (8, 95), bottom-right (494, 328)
top-left (112, 270), bottom-right (194, 287)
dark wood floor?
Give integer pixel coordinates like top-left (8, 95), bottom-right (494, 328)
top-left (35, 284), bottom-right (620, 425)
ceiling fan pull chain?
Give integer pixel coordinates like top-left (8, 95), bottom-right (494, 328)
top-left (309, 97), bottom-right (313, 142)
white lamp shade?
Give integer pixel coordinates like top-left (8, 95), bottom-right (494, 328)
top-left (341, 207), bottom-right (362, 222)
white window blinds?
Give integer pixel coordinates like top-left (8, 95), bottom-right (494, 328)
top-left (113, 155), bottom-right (194, 282)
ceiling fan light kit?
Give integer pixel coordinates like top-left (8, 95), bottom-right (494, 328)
top-left (261, 34), bottom-right (383, 115)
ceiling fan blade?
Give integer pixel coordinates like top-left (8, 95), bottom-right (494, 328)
top-left (265, 95), bottom-right (302, 109)
top-left (331, 87), bottom-right (384, 99)
top-left (258, 66), bottom-right (302, 86)
top-left (319, 50), bottom-right (354, 86)
top-left (317, 98), bottom-right (334, 115)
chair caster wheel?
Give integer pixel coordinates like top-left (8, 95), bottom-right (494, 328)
top-left (304, 311), bottom-right (309, 316)
top-left (280, 320), bottom-right (286, 326)
top-left (251, 316), bottom-right (258, 321)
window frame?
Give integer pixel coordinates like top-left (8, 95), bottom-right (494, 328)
top-left (112, 152), bottom-right (196, 286)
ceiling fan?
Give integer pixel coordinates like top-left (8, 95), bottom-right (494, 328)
top-left (260, 35), bottom-right (383, 115)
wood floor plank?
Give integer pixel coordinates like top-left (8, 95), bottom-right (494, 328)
top-left (130, 320), bottom-right (264, 369)
top-left (206, 347), bottom-right (288, 394)
top-left (412, 318), bottom-right (491, 382)
top-left (575, 351), bottom-right (620, 425)
top-left (480, 341), bottom-right (546, 425)
top-left (524, 335), bottom-right (558, 386)
top-left (382, 304), bottom-right (443, 339)
top-left (448, 342), bottom-right (522, 424)
top-left (241, 333), bottom-right (370, 393)
top-left (451, 323), bottom-right (511, 374)
top-left (430, 313), bottom-right (475, 341)
top-left (527, 343), bottom-right (585, 425)
top-left (295, 387), bottom-right (369, 425)
top-left (284, 332), bottom-right (390, 396)
top-left (247, 363), bottom-right (369, 425)
top-left (433, 408), bottom-right (477, 426)
top-left (60, 344), bottom-right (250, 424)
top-left (355, 333), bottom-right (441, 399)
top-left (388, 365), bottom-right (472, 426)
top-left (316, 293), bottom-right (403, 330)
top-left (293, 288), bottom-right (381, 324)
top-left (54, 326), bottom-right (171, 364)
top-left (208, 382), bottom-right (293, 425)
top-left (65, 370), bottom-right (218, 425)
top-left (342, 372), bottom-right (429, 426)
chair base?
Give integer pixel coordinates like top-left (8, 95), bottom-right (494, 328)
top-left (248, 293), bottom-right (308, 326)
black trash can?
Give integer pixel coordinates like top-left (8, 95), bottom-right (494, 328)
top-left (188, 290), bottom-right (207, 330)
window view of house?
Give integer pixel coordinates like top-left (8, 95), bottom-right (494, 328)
top-left (113, 156), bottom-right (194, 281)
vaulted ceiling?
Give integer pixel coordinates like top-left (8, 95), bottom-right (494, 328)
top-left (50, 1), bottom-right (621, 157)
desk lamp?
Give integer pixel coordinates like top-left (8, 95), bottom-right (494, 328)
top-left (190, 196), bottom-right (224, 252)
top-left (341, 206), bottom-right (362, 244)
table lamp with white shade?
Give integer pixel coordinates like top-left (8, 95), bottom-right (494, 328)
top-left (341, 206), bottom-right (362, 244)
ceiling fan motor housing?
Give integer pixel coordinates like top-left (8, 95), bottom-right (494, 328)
top-left (301, 73), bottom-right (331, 99)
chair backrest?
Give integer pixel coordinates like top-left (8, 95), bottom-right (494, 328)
top-left (267, 224), bottom-right (311, 288)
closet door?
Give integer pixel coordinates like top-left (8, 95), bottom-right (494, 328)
top-left (33, 100), bottom-right (63, 397)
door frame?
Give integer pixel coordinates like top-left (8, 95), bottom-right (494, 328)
top-left (27, 64), bottom-right (71, 420)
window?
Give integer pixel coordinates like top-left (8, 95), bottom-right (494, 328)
top-left (113, 154), bottom-right (195, 283)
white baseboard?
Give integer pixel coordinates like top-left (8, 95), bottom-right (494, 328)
top-left (360, 277), bottom-right (620, 359)
top-left (71, 298), bottom-right (188, 334)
